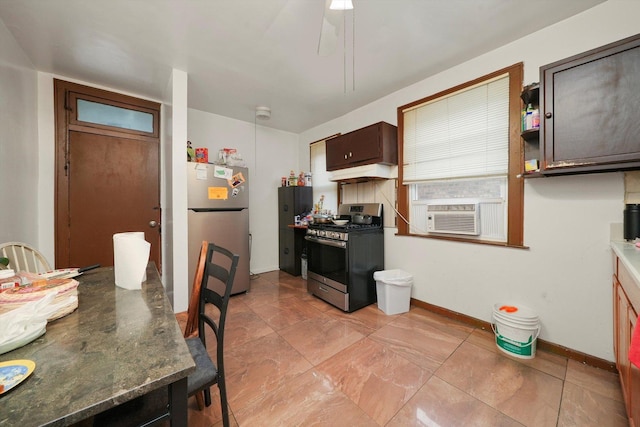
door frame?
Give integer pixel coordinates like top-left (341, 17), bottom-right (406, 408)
top-left (53, 79), bottom-right (162, 268)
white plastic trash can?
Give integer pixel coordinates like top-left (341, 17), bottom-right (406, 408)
top-left (373, 270), bottom-right (413, 315)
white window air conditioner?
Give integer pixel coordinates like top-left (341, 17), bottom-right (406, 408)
top-left (426, 203), bottom-right (480, 235)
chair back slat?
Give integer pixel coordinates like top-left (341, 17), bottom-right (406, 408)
top-left (0, 242), bottom-right (51, 274)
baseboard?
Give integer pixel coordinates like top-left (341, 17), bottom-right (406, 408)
top-left (410, 298), bottom-right (617, 373)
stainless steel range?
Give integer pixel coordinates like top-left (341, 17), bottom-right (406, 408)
top-left (305, 203), bottom-right (384, 312)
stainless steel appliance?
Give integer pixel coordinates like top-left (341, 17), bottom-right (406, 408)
top-left (187, 163), bottom-right (250, 296)
top-left (305, 203), bottom-right (384, 312)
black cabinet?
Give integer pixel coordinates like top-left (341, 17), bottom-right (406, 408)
top-left (278, 186), bottom-right (312, 276)
top-left (541, 33), bottom-right (640, 175)
top-left (325, 122), bottom-right (397, 171)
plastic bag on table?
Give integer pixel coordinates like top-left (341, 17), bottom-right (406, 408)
top-left (0, 291), bottom-right (77, 355)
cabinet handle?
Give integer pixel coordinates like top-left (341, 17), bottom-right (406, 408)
top-left (545, 112), bottom-right (552, 119)
top-left (344, 154), bottom-right (348, 160)
top-left (349, 152), bottom-right (352, 158)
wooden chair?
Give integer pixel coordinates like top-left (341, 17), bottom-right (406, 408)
top-left (185, 242), bottom-right (238, 427)
top-left (0, 241), bottom-right (51, 273)
top-left (184, 241), bottom-right (208, 340)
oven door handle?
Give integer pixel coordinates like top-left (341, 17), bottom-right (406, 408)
top-left (304, 235), bottom-right (346, 248)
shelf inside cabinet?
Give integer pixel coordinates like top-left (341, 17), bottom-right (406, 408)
top-left (521, 128), bottom-right (539, 141)
top-left (522, 170), bottom-right (544, 178)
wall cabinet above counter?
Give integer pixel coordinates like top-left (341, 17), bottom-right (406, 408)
top-left (534, 33), bottom-right (640, 177)
top-left (326, 122), bottom-right (398, 172)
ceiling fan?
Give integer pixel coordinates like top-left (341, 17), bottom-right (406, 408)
top-left (317, 0), bottom-right (354, 56)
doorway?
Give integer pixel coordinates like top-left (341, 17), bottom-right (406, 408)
top-left (54, 80), bottom-right (161, 269)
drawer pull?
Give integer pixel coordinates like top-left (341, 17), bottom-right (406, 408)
top-left (318, 285), bottom-right (330, 293)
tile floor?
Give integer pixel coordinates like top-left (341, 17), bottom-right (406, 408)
top-left (181, 270), bottom-right (628, 427)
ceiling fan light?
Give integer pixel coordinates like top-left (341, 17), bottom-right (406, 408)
top-left (329, 0), bottom-right (353, 10)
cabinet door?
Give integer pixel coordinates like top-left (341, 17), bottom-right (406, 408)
top-left (348, 123), bottom-right (382, 165)
top-left (278, 187), bottom-right (312, 228)
top-left (541, 34), bottom-right (640, 174)
top-left (278, 187), bottom-right (294, 228)
top-left (631, 308), bottom-right (640, 426)
top-left (278, 229), bottom-right (295, 274)
top-left (326, 133), bottom-right (353, 171)
top-left (617, 280), bottom-right (633, 411)
top-left (614, 275), bottom-right (620, 358)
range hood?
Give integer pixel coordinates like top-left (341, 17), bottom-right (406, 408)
top-left (329, 164), bottom-right (398, 182)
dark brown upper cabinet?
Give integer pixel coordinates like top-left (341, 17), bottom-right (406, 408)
top-left (326, 122), bottom-right (397, 171)
top-left (540, 33), bottom-right (640, 175)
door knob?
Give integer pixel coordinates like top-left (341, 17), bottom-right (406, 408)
top-left (149, 220), bottom-right (158, 228)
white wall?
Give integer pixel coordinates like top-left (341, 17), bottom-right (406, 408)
top-left (299, 0), bottom-right (639, 361)
top-left (187, 109), bottom-right (301, 274)
top-left (164, 69), bottom-right (190, 312)
top-left (0, 19), bottom-right (38, 247)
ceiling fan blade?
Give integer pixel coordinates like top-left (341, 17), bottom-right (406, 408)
top-left (317, 0), bottom-right (343, 56)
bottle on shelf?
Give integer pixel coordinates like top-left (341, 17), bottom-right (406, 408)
top-left (531, 106), bottom-right (540, 129)
top-left (523, 104), bottom-right (534, 131)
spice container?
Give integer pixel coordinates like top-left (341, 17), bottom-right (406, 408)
top-left (0, 269), bottom-right (21, 291)
top-left (288, 170), bottom-right (297, 186)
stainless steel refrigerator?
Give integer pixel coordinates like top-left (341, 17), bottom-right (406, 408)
top-left (187, 162), bottom-right (250, 297)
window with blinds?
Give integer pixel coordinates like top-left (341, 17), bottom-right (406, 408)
top-left (396, 63), bottom-right (524, 246)
top-left (402, 74), bottom-right (509, 183)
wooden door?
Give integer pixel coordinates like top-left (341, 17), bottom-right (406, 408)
top-left (54, 80), bottom-right (161, 269)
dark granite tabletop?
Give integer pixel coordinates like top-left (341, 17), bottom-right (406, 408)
top-left (0, 263), bottom-right (195, 426)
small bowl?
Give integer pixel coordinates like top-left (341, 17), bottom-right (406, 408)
top-left (332, 219), bottom-right (349, 226)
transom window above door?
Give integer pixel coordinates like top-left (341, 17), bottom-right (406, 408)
top-left (69, 92), bottom-right (159, 138)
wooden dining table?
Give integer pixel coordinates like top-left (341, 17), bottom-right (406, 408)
top-left (0, 263), bottom-right (195, 426)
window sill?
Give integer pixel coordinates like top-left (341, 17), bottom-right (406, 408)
top-left (394, 231), bottom-right (529, 250)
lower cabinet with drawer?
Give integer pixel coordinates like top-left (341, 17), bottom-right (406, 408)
top-left (613, 253), bottom-right (640, 426)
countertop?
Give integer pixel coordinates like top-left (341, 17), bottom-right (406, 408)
top-left (611, 240), bottom-right (640, 287)
top-left (0, 263), bottom-right (195, 426)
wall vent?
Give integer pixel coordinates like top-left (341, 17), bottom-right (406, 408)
top-left (426, 203), bottom-right (479, 235)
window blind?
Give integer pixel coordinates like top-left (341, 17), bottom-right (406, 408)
top-left (402, 75), bottom-right (509, 183)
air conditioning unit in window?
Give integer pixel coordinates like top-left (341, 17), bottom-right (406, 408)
top-left (426, 203), bottom-right (479, 235)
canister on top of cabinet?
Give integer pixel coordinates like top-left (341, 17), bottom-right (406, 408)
top-left (624, 204), bottom-right (640, 241)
